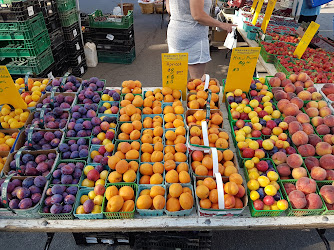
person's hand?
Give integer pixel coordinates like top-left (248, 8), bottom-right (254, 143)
top-left (220, 23), bottom-right (237, 33)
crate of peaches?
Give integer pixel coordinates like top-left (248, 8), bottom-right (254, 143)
top-left (195, 174), bottom-right (247, 216)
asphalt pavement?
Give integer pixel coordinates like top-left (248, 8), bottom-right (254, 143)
top-left (1, 1), bottom-right (334, 249)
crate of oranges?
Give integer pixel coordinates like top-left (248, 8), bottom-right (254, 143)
top-left (190, 149), bottom-right (238, 180)
top-left (165, 183), bottom-right (194, 216)
top-left (195, 174), bottom-right (248, 216)
top-left (136, 184), bottom-right (166, 216)
top-left (186, 109), bottom-right (223, 128)
top-left (188, 124), bottom-right (230, 151)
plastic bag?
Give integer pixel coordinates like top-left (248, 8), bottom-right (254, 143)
top-left (84, 42), bottom-right (98, 67)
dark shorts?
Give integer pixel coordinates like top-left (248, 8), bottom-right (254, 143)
top-left (298, 15), bottom-right (317, 23)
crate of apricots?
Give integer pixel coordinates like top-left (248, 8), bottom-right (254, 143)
top-left (102, 183), bottom-right (137, 219)
top-left (0, 151), bottom-right (8, 174)
top-left (165, 183), bottom-right (194, 216)
top-left (0, 105), bottom-right (30, 129)
top-left (187, 90), bottom-right (220, 110)
top-left (0, 129), bottom-right (19, 153)
top-left (119, 95), bottom-right (143, 123)
top-left (187, 78), bottom-right (220, 95)
top-left (190, 149), bottom-right (238, 179)
top-left (195, 174), bottom-right (248, 216)
top-left (15, 78), bottom-right (49, 109)
top-left (116, 121), bottom-right (143, 141)
top-left (121, 80), bottom-right (142, 95)
top-left (136, 185), bottom-right (166, 216)
top-left (144, 87), bottom-right (182, 104)
top-left (162, 103), bottom-right (185, 130)
top-left (188, 125), bottom-right (230, 151)
top-left (107, 141), bottom-right (140, 183)
top-left (186, 109), bottom-right (223, 128)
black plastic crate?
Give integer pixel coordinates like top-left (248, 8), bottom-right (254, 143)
top-left (71, 59), bottom-right (87, 77)
top-left (68, 49), bottom-right (85, 67)
top-left (94, 37), bottom-right (135, 52)
top-left (44, 12), bottom-right (61, 32)
top-left (73, 232), bottom-right (134, 246)
top-left (38, 56), bottom-right (68, 77)
top-left (51, 42), bottom-right (67, 62)
top-left (134, 231), bottom-right (212, 250)
top-left (80, 12), bottom-right (89, 27)
top-left (49, 28), bottom-right (65, 50)
top-left (87, 24), bottom-right (134, 41)
top-left (62, 21), bottom-right (80, 41)
top-left (65, 35), bottom-right (84, 55)
top-left (39, 0), bottom-right (57, 17)
top-left (0, 0), bottom-right (40, 22)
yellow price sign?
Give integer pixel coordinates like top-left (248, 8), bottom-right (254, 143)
top-left (0, 66), bottom-right (27, 109)
top-left (252, 0), bottom-right (264, 25)
top-left (162, 53), bottom-right (188, 100)
top-left (261, 0), bottom-right (277, 33)
top-left (223, 47), bottom-right (260, 98)
top-left (251, 0), bottom-right (258, 13)
top-left (294, 21), bottom-right (320, 59)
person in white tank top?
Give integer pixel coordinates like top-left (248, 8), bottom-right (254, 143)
top-left (166, 0), bottom-right (235, 78)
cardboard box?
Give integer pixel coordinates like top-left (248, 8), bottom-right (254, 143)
top-left (213, 30), bottom-right (228, 42)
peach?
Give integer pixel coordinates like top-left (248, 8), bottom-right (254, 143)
top-left (306, 193), bottom-right (323, 209)
top-left (296, 177), bottom-right (317, 194)
top-left (297, 72), bottom-right (308, 82)
top-left (284, 116), bottom-right (297, 124)
top-left (298, 144), bottom-right (315, 157)
top-left (316, 124), bottom-right (330, 135)
top-left (277, 163), bottom-right (291, 177)
top-left (284, 83), bottom-right (296, 93)
top-left (304, 80), bottom-right (314, 88)
top-left (306, 108), bottom-right (319, 118)
top-left (224, 194), bottom-right (236, 209)
top-left (291, 131), bottom-right (308, 146)
top-left (283, 103), bottom-right (299, 116)
top-left (319, 107), bottom-right (332, 117)
top-left (274, 91), bottom-right (288, 101)
top-left (306, 101), bottom-right (319, 109)
top-left (297, 91), bottom-right (312, 101)
top-left (308, 134), bottom-right (322, 147)
top-left (323, 134), bottom-right (334, 145)
top-left (292, 167), bottom-right (308, 179)
top-left (311, 92), bottom-right (322, 101)
top-left (281, 79), bottom-right (292, 87)
top-left (311, 116), bottom-right (324, 127)
top-left (290, 97), bottom-right (304, 109)
top-left (275, 72), bottom-right (286, 81)
top-left (304, 156), bottom-right (320, 171)
top-left (289, 190), bottom-right (307, 209)
top-left (296, 113), bottom-right (310, 124)
top-left (295, 86), bottom-right (304, 94)
top-left (311, 166), bottom-right (327, 181)
top-left (326, 170), bottom-right (334, 180)
top-left (289, 73), bottom-right (298, 83)
top-left (320, 185), bottom-right (334, 204)
top-left (287, 154), bottom-right (303, 168)
top-left (320, 155), bottom-right (334, 170)
top-left (284, 183), bottom-right (296, 195)
top-left (316, 142), bottom-right (332, 156)
top-left (319, 100), bottom-right (329, 109)
top-left (302, 123), bottom-right (314, 135)
top-left (272, 152), bottom-right (287, 165)
top-left (294, 81), bottom-right (305, 87)
top-left (324, 115), bottom-right (334, 127)
top-left (277, 99), bottom-right (290, 112)
top-left (269, 77), bottom-right (281, 87)
top-left (288, 121), bottom-right (302, 135)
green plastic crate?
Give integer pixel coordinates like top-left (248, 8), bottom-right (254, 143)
top-left (89, 10), bottom-right (133, 29)
top-left (98, 47), bottom-right (136, 64)
top-left (273, 56), bottom-right (289, 76)
top-left (57, 0), bottom-right (76, 13)
top-left (102, 183), bottom-right (138, 219)
top-left (317, 181), bottom-right (334, 216)
top-left (3, 47), bottom-right (54, 75)
top-left (73, 187), bottom-right (104, 219)
top-left (0, 31), bottom-right (50, 57)
top-left (280, 179), bottom-right (326, 216)
top-left (58, 9), bottom-right (78, 27)
top-left (259, 42), bottom-right (276, 63)
top-left (0, 13), bottom-right (47, 40)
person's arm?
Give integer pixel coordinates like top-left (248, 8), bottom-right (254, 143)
top-left (166, 0), bottom-right (170, 14)
top-left (190, 0), bottom-right (235, 33)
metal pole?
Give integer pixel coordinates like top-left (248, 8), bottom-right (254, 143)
top-left (161, 0), bottom-right (165, 28)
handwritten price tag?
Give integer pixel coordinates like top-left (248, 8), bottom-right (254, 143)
top-left (161, 53), bottom-right (188, 100)
top-left (294, 22), bottom-right (320, 59)
top-left (252, 0), bottom-right (264, 25)
top-left (0, 66), bottom-right (27, 109)
top-left (223, 47), bottom-right (260, 98)
top-left (261, 0), bottom-right (277, 33)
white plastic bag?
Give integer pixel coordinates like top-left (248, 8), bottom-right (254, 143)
top-left (84, 42), bottom-right (98, 67)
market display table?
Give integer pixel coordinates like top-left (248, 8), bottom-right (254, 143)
top-left (0, 214), bottom-right (333, 232)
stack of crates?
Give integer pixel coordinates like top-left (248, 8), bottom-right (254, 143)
top-left (0, 0), bottom-right (54, 75)
top-left (57, 0), bottom-right (86, 76)
top-left (87, 9), bottom-right (135, 64)
top-left (39, 0), bottom-right (68, 77)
